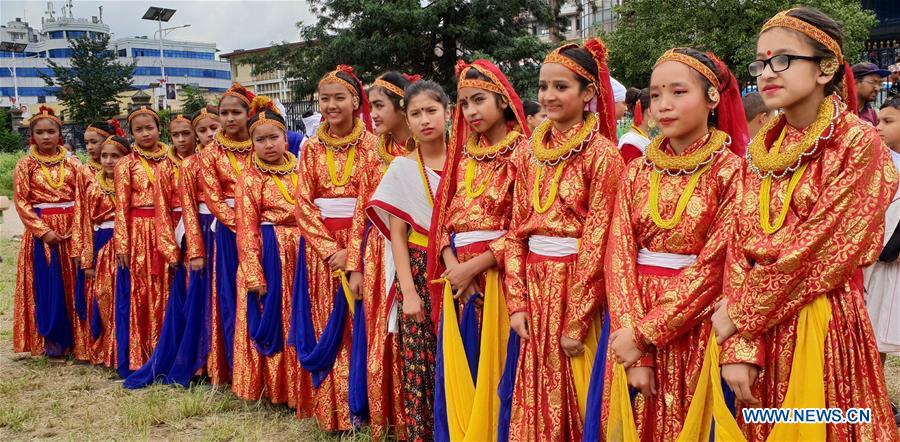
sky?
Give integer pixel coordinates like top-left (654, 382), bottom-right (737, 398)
top-left (1, 0), bottom-right (315, 53)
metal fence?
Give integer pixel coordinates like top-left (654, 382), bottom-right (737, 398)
top-left (281, 100), bottom-right (319, 133)
top-left (16, 123), bottom-right (86, 151)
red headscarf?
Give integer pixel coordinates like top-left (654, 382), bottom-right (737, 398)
top-left (319, 64), bottom-right (373, 131)
top-left (424, 59), bottom-right (530, 330)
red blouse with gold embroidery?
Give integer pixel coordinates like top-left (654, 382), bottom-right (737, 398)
top-left (505, 120), bottom-right (624, 341)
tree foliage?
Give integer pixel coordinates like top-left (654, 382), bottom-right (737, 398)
top-left (604, 0), bottom-right (877, 88)
top-left (180, 84), bottom-right (209, 115)
top-left (0, 109), bottom-right (22, 153)
top-left (246, 0), bottom-right (558, 99)
top-left (41, 35), bottom-right (135, 124)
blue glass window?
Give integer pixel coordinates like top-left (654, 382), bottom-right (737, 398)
top-left (49, 31), bottom-right (64, 39)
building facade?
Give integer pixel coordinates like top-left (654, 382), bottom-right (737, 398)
top-left (529, 0), bottom-right (623, 43)
top-left (220, 43), bottom-right (305, 103)
top-left (1, 4), bottom-right (231, 115)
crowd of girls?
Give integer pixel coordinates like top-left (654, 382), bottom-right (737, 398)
top-left (12, 6), bottom-right (899, 441)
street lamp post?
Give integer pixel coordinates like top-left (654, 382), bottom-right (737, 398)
top-left (1, 42), bottom-right (42, 107)
top-left (142, 6), bottom-right (177, 110)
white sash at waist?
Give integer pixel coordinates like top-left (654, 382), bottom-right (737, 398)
top-left (94, 220), bottom-right (114, 231)
top-left (224, 198), bottom-right (235, 208)
top-left (315, 197), bottom-right (357, 219)
top-left (172, 207), bottom-right (183, 213)
top-left (528, 235), bottom-right (579, 257)
top-left (636, 248), bottom-right (697, 270)
top-left (198, 203), bottom-right (212, 215)
top-left (34, 201), bottom-right (75, 209)
top-left (454, 230), bottom-right (506, 248)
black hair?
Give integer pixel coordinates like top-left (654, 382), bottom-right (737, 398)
top-left (742, 92), bottom-right (769, 119)
top-left (782, 7), bottom-right (846, 97)
top-left (403, 80), bottom-right (450, 111)
top-left (463, 68), bottom-right (517, 123)
top-left (625, 87), bottom-right (650, 116)
top-left (102, 135), bottom-right (132, 153)
top-left (880, 97), bottom-right (900, 111)
top-left (558, 46), bottom-right (599, 90)
top-left (523, 100), bottom-right (541, 117)
top-left (87, 121), bottom-right (116, 136)
top-left (194, 105), bottom-right (219, 120)
top-left (319, 70), bottom-right (364, 99)
top-left (668, 47), bottom-right (724, 127)
top-left (370, 71), bottom-right (412, 110)
top-left (246, 109), bottom-right (287, 133)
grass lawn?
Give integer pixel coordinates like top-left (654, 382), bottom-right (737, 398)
top-left (0, 240), bottom-right (367, 441)
top-left (0, 238), bottom-right (897, 440)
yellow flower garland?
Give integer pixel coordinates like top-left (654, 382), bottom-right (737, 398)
top-left (532, 163), bottom-right (565, 214)
top-left (759, 127), bottom-right (808, 235)
top-left (649, 162), bottom-right (713, 230)
top-left (133, 142), bottom-right (167, 184)
top-left (376, 135), bottom-right (398, 167)
top-left (273, 173), bottom-right (299, 205)
top-left (531, 113), bottom-right (597, 165)
top-left (748, 97), bottom-right (836, 178)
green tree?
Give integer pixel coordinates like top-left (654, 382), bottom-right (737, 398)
top-left (0, 108), bottom-right (23, 153)
top-left (41, 35), bottom-right (135, 124)
top-left (605, 0), bottom-right (877, 88)
top-left (181, 84), bottom-right (209, 115)
top-left (246, 0), bottom-right (558, 98)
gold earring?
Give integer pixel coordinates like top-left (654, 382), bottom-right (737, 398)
top-left (707, 87), bottom-right (720, 103)
top-left (820, 58), bottom-right (839, 76)
top-left (648, 118), bottom-right (657, 129)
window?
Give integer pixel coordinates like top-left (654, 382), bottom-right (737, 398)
top-left (15, 67), bottom-right (55, 77)
top-left (162, 49), bottom-right (215, 60)
top-left (49, 31), bottom-right (64, 39)
top-left (133, 66), bottom-right (162, 76)
top-left (165, 67), bottom-right (231, 79)
top-left (118, 49), bottom-right (127, 57)
top-left (48, 48), bottom-right (74, 58)
top-left (132, 48), bottom-right (160, 57)
top-left (0, 87), bottom-right (59, 97)
top-left (67, 30), bottom-right (87, 39)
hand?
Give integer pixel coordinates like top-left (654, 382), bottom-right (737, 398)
top-left (722, 363), bottom-right (760, 405)
top-left (610, 327), bottom-right (644, 367)
top-left (510, 311), bottom-right (530, 340)
top-left (168, 261), bottom-right (179, 270)
top-left (349, 271), bottom-right (363, 300)
top-left (442, 260), bottom-right (476, 294)
top-left (327, 249), bottom-right (348, 271)
top-left (190, 257), bottom-right (205, 271)
top-left (73, 257), bottom-right (81, 268)
top-left (455, 281), bottom-right (480, 305)
top-left (712, 299), bottom-right (738, 344)
top-left (117, 254), bottom-right (129, 268)
top-left (248, 285), bottom-right (267, 295)
top-left (626, 366), bottom-right (657, 397)
top-left (84, 268), bottom-right (95, 279)
top-left (561, 335), bottom-right (585, 357)
top-left (41, 230), bottom-right (64, 245)
top-left (402, 291), bottom-right (425, 322)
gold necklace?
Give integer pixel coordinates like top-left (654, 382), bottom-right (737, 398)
top-left (30, 145), bottom-right (68, 189)
top-left (532, 163), bottom-right (565, 214)
top-left (465, 130), bottom-right (521, 160)
top-left (416, 147), bottom-right (436, 207)
top-left (758, 127), bottom-right (808, 235)
top-left (645, 130), bottom-right (729, 176)
top-left (88, 157), bottom-right (102, 172)
top-left (97, 172), bottom-right (115, 196)
top-left (748, 97), bottom-right (837, 179)
top-left (464, 159), bottom-right (494, 199)
top-left (326, 146), bottom-right (356, 187)
top-left (214, 130), bottom-right (253, 153)
top-left (133, 142), bottom-right (168, 161)
top-left (168, 148), bottom-right (185, 181)
top-left (317, 119), bottom-right (364, 152)
top-left (530, 113), bottom-right (597, 166)
top-left (253, 152), bottom-right (298, 175)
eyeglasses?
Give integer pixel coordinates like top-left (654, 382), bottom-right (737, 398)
top-left (748, 54), bottom-right (824, 77)
top-left (859, 79), bottom-right (882, 88)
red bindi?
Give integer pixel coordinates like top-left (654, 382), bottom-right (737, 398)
top-left (766, 50), bottom-right (772, 56)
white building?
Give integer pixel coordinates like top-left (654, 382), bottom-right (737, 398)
top-left (528, 0), bottom-right (623, 43)
top-left (1, 3), bottom-right (231, 113)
